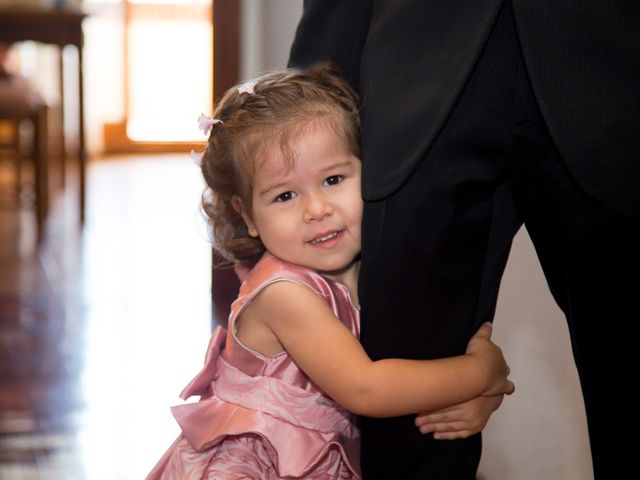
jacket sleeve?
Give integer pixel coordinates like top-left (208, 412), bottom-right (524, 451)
top-left (288, 0), bottom-right (373, 94)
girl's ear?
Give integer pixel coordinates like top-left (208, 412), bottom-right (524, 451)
top-left (231, 196), bottom-right (259, 238)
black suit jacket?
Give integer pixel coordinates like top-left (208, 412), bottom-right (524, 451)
top-left (289, 0), bottom-right (640, 218)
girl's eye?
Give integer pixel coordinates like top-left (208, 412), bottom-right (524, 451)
top-left (274, 191), bottom-right (297, 203)
top-left (323, 175), bottom-right (343, 187)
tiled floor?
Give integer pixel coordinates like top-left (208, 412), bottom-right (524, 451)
top-left (0, 155), bottom-right (214, 479)
top-left (0, 153), bottom-right (593, 479)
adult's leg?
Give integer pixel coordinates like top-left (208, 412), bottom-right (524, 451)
top-left (510, 84), bottom-right (640, 478)
top-left (358, 2), bottom-right (523, 478)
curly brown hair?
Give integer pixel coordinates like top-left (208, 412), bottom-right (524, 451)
top-left (200, 62), bottom-right (361, 268)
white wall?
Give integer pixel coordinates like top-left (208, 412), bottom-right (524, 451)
top-left (480, 227), bottom-right (592, 479)
top-left (240, 6), bottom-right (593, 478)
top-left (240, 0), bottom-right (302, 80)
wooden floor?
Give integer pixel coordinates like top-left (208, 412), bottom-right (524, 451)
top-left (0, 154), bottom-right (214, 479)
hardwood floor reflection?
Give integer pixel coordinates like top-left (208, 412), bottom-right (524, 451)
top-left (0, 154), bottom-right (213, 479)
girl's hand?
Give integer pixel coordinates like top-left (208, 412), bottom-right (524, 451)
top-left (415, 390), bottom-right (512, 439)
top-left (465, 323), bottom-right (514, 396)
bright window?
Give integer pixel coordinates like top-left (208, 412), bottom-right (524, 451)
top-left (125, 0), bottom-right (212, 142)
top-left (85, 0), bottom-right (213, 144)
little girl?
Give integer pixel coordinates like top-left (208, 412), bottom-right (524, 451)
top-left (147, 63), bottom-right (513, 479)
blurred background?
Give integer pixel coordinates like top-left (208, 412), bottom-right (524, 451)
top-left (0, 1), bottom-right (592, 479)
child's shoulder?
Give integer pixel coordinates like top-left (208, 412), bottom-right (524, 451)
top-left (241, 254), bottom-right (333, 299)
top-left (230, 255), bottom-right (336, 357)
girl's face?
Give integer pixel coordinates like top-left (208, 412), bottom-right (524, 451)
top-left (238, 121), bottom-right (362, 280)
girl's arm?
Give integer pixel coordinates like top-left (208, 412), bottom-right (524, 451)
top-left (240, 281), bottom-right (511, 418)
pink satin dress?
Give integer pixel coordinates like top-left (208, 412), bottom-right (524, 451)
top-left (146, 255), bottom-right (361, 479)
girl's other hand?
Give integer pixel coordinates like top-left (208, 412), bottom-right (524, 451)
top-left (415, 388), bottom-right (513, 439)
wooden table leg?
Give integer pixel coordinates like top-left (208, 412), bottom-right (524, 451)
top-left (77, 43), bottom-right (86, 224)
top-left (32, 106), bottom-right (48, 242)
top-left (58, 47), bottom-right (65, 188)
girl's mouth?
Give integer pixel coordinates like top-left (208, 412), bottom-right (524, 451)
top-left (308, 230), bottom-right (343, 246)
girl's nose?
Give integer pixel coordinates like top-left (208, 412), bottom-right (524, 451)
top-left (303, 194), bottom-right (333, 223)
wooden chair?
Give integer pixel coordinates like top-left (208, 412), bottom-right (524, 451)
top-left (0, 73), bottom-right (48, 240)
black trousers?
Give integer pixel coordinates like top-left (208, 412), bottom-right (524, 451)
top-left (358, 2), bottom-right (640, 478)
